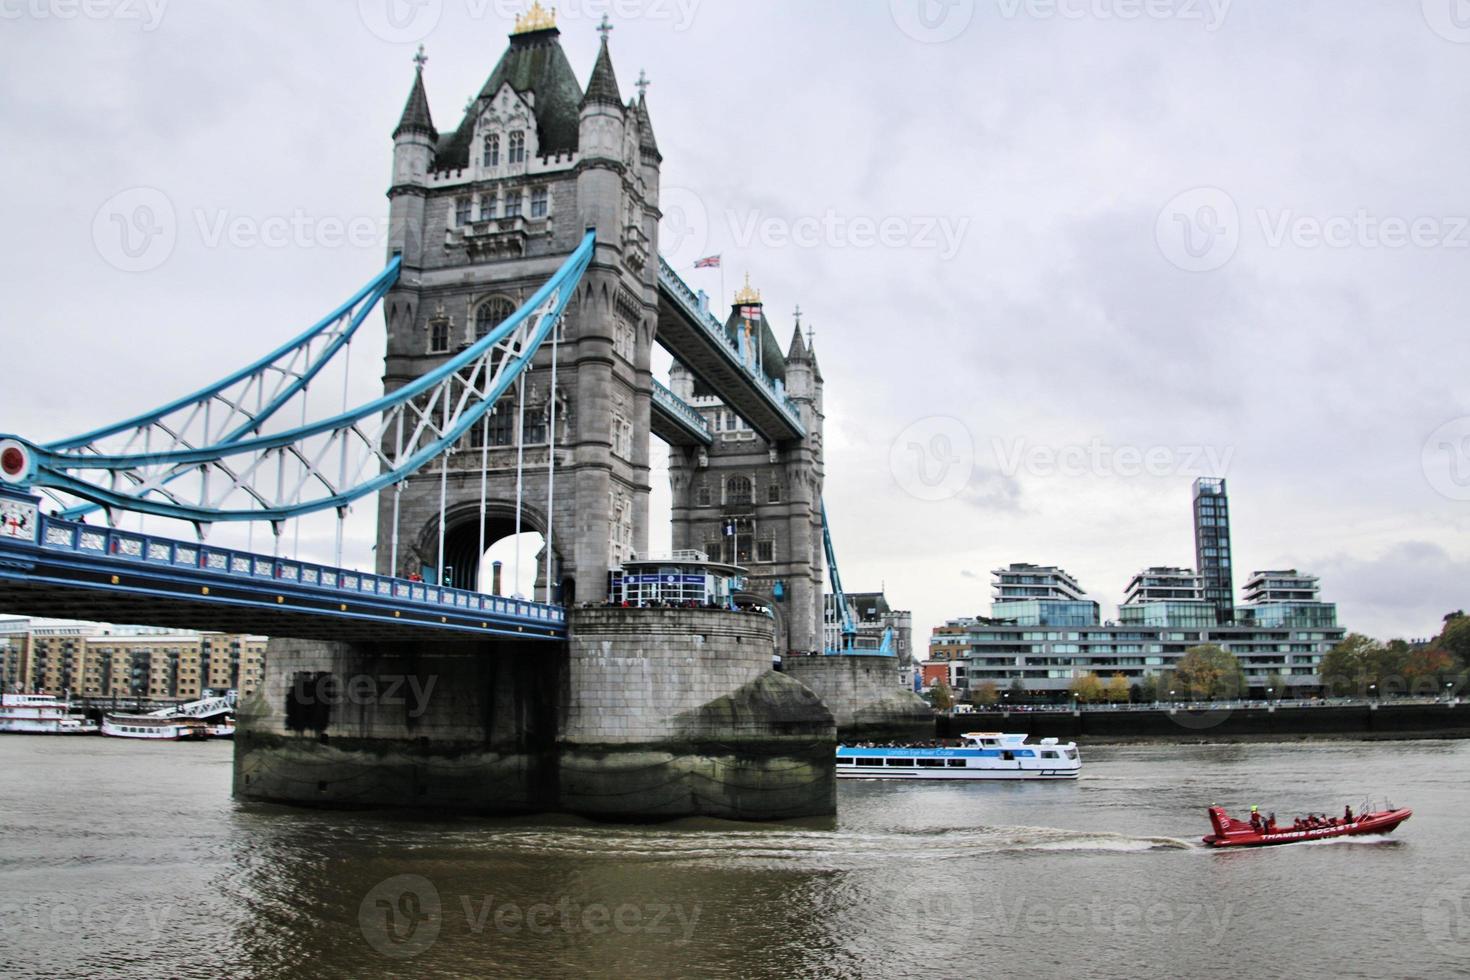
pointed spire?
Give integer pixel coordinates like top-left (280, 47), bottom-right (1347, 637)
top-left (787, 323), bottom-right (808, 361)
top-left (394, 46), bottom-right (437, 140)
top-left (580, 17), bottom-right (624, 110)
top-left (634, 69), bottom-right (660, 157)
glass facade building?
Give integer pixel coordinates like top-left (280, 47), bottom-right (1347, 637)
top-left (1193, 478), bottom-right (1234, 625)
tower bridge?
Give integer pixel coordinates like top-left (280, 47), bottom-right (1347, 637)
top-left (0, 9), bottom-right (928, 820)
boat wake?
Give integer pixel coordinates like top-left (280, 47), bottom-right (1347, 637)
top-left (429, 822), bottom-right (1196, 869)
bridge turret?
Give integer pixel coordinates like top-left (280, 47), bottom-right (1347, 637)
top-left (576, 20), bottom-right (627, 249)
top-left (388, 46), bottom-right (437, 270)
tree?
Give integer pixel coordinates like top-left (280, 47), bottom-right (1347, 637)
top-left (1008, 677), bottom-right (1027, 702)
top-left (1137, 674), bottom-right (1158, 703)
top-left (931, 679), bottom-right (954, 712)
top-left (1403, 648), bottom-right (1456, 696)
top-left (1319, 634), bottom-right (1407, 697)
top-left (1069, 672), bottom-right (1103, 704)
top-left (1104, 673), bottom-right (1130, 704)
top-left (1263, 673), bottom-right (1287, 701)
top-left (972, 680), bottom-right (999, 707)
top-left (1439, 615), bottom-right (1470, 670)
top-left (1173, 644), bottom-right (1245, 701)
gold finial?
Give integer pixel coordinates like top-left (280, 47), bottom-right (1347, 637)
top-left (734, 273), bottom-right (761, 306)
top-left (513, 1), bottom-right (557, 34)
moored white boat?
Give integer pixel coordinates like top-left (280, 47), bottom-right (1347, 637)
top-left (101, 713), bottom-right (210, 741)
top-left (0, 693), bottom-right (98, 735)
top-left (836, 732), bottom-right (1081, 780)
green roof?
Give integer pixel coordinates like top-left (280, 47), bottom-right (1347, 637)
top-left (434, 28), bottom-right (583, 169)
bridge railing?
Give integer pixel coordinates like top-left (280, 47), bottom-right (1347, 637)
top-left (656, 258), bottom-right (804, 430)
top-left (650, 380), bottom-right (711, 440)
top-left (32, 515), bottom-right (565, 626)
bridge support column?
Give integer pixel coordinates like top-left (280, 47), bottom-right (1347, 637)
top-left (233, 636), bottom-right (563, 812)
top-left (782, 655), bottom-right (934, 742)
top-left (234, 611), bottom-right (837, 820)
top-left (560, 607), bottom-right (835, 820)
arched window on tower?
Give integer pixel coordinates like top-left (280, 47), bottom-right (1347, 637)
top-left (475, 297), bottom-right (516, 340)
top-left (726, 476), bottom-right (753, 507)
top-left (508, 130), bottom-right (526, 165)
top-left (483, 133), bottom-right (500, 167)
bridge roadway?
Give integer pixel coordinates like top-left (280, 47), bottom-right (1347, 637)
top-left (655, 258), bottom-right (805, 445)
top-left (0, 506), bottom-right (565, 642)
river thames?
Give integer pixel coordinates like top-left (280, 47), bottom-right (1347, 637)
top-left (1, 736), bottom-right (1467, 978)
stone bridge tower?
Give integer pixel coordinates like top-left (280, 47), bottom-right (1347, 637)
top-left (667, 291), bottom-right (826, 654)
top-left (377, 14), bottom-right (660, 604)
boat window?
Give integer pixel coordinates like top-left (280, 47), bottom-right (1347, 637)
top-left (856, 758), bottom-right (884, 767)
top-left (836, 758), bottom-right (854, 765)
top-left (916, 759), bottom-right (945, 768)
top-left (1064, 749), bottom-right (1078, 760)
top-left (885, 759), bottom-right (914, 767)
top-left (946, 759), bottom-right (968, 768)
top-left (1002, 751), bottom-right (1014, 761)
top-left (1042, 751), bottom-right (1058, 759)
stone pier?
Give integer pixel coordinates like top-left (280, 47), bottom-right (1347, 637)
top-left (782, 654), bottom-right (933, 742)
top-left (234, 609), bottom-right (837, 821)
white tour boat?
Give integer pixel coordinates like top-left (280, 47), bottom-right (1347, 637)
top-left (0, 693), bottom-right (99, 735)
top-left (101, 713), bottom-right (211, 741)
top-left (836, 732), bottom-right (1081, 780)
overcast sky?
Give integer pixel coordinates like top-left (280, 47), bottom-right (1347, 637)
top-left (3, 0), bottom-right (1468, 646)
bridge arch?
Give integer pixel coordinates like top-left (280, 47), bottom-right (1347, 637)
top-left (412, 499), bottom-right (567, 601)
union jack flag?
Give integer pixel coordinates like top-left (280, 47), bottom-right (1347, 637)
top-left (693, 255), bottom-right (721, 269)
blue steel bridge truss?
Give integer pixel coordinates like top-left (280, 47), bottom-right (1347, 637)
top-left (0, 230), bottom-right (865, 649)
top-left (0, 235), bottom-right (598, 640)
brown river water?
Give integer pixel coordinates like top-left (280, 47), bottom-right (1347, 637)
top-left (1, 736), bottom-right (1467, 978)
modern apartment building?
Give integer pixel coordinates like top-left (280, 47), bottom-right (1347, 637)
top-left (0, 618), bottom-right (266, 701)
top-left (928, 564), bottom-right (1345, 698)
top-left (1193, 478), bottom-right (1234, 625)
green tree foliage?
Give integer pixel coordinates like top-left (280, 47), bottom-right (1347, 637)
top-left (1172, 644), bottom-right (1245, 700)
top-left (1137, 674), bottom-right (1159, 703)
top-left (1263, 673), bottom-right (1287, 700)
top-left (1319, 634), bottom-right (1421, 696)
top-left (1008, 677), bottom-right (1027, 702)
top-left (1438, 614), bottom-right (1470, 670)
top-left (1104, 673), bottom-right (1130, 703)
top-left (931, 679), bottom-right (954, 712)
top-left (972, 680), bottom-right (999, 707)
top-left (1069, 672), bottom-right (1103, 703)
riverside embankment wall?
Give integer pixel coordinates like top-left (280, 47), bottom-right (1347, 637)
top-left (937, 702), bottom-right (1470, 742)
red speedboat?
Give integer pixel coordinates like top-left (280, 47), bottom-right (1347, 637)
top-left (1203, 805), bottom-right (1411, 848)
